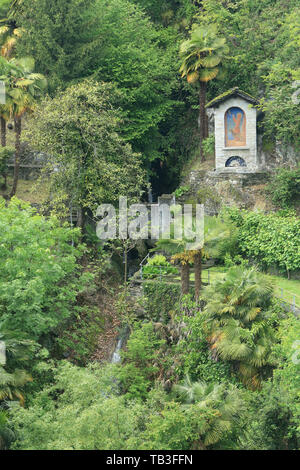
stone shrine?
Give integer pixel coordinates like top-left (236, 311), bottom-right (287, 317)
top-left (206, 87), bottom-right (259, 172)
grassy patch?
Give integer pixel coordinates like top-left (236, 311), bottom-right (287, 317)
top-left (268, 275), bottom-right (300, 307)
top-left (0, 177), bottom-right (49, 205)
top-left (164, 265), bottom-right (300, 306)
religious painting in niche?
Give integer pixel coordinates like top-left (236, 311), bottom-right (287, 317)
top-left (225, 107), bottom-right (246, 147)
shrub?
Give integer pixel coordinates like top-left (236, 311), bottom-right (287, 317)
top-left (117, 323), bottom-right (166, 400)
top-left (174, 185), bottom-right (190, 199)
top-left (143, 282), bottom-right (181, 321)
top-left (266, 167), bottom-right (300, 209)
top-left (202, 135), bottom-right (215, 158)
top-left (225, 207), bottom-right (300, 276)
top-left (143, 255), bottom-right (178, 280)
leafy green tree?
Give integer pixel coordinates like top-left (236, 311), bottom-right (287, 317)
top-left (266, 167), bottom-right (300, 210)
top-left (202, 267), bottom-right (275, 388)
top-left (0, 198), bottom-right (92, 340)
top-left (272, 314), bottom-right (300, 444)
top-left (175, 299), bottom-right (238, 385)
top-left (238, 382), bottom-right (299, 450)
top-left (194, 0), bottom-right (300, 148)
top-left (131, 0), bottom-right (199, 29)
top-left (15, 0), bottom-right (177, 167)
top-left (117, 322), bottom-right (166, 401)
top-left (9, 360), bottom-right (242, 450)
top-left (25, 80), bottom-right (146, 225)
top-left (179, 24), bottom-right (228, 160)
top-left (15, 0), bottom-right (99, 91)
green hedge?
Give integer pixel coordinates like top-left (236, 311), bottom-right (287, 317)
top-left (143, 282), bottom-right (181, 322)
top-left (226, 208), bottom-right (300, 276)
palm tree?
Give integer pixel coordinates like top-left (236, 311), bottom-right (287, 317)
top-left (0, 0), bottom-right (24, 62)
top-left (156, 216), bottom-right (230, 300)
top-left (0, 25), bottom-right (22, 59)
top-left (174, 375), bottom-right (243, 449)
top-left (0, 0), bottom-right (22, 27)
top-left (0, 56), bottom-right (47, 197)
top-left (193, 216), bottom-right (230, 301)
top-left (0, 324), bottom-right (34, 405)
top-left (156, 237), bottom-right (194, 295)
top-left (0, 114), bottom-right (6, 147)
top-left (0, 57), bottom-right (12, 148)
top-left (179, 25), bottom-right (229, 160)
top-left (0, 410), bottom-right (14, 450)
top-left (202, 267), bottom-right (275, 388)
top-left (0, 367), bottom-right (32, 404)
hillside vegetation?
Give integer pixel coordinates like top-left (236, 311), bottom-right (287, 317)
top-left (0, 0), bottom-right (299, 452)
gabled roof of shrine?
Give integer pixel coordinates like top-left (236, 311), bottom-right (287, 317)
top-left (206, 87), bottom-right (258, 108)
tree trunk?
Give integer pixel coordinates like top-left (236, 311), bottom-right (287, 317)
top-left (0, 117), bottom-right (7, 190)
top-left (192, 438), bottom-right (206, 450)
top-left (181, 263), bottom-right (190, 295)
top-left (76, 206), bottom-right (85, 230)
top-left (194, 250), bottom-right (202, 301)
top-left (10, 116), bottom-right (21, 198)
top-left (1, 117), bottom-right (6, 147)
top-left (124, 249), bottom-right (128, 286)
top-left (204, 111), bottom-right (209, 140)
top-left (199, 81), bottom-right (207, 161)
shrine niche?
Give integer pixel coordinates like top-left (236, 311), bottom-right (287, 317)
top-left (225, 156), bottom-right (247, 168)
top-left (206, 87), bottom-right (259, 172)
top-left (225, 107), bottom-right (246, 147)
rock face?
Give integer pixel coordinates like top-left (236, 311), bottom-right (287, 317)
top-left (258, 137), bottom-right (300, 170)
top-left (182, 169), bottom-right (272, 215)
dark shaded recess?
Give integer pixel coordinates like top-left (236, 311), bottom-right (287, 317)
top-left (150, 158), bottom-right (181, 201)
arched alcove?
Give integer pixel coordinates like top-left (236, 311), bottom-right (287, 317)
top-left (225, 107), bottom-right (246, 147)
top-left (225, 156), bottom-right (247, 168)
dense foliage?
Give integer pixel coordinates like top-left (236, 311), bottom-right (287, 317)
top-left (25, 80), bottom-right (146, 219)
top-left (0, 199), bottom-right (91, 339)
top-left (225, 208), bottom-right (300, 276)
top-left (266, 167), bottom-right (300, 210)
top-left (0, 0), bottom-right (299, 453)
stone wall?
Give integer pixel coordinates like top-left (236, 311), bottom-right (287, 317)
top-left (183, 169), bottom-right (272, 215)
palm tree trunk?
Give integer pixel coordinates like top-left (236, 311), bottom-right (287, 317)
top-left (1, 117), bottom-right (7, 190)
top-left (181, 263), bottom-right (190, 295)
top-left (204, 111), bottom-right (209, 140)
top-left (1, 117), bottom-right (6, 147)
top-left (194, 250), bottom-right (202, 301)
top-left (199, 81), bottom-right (207, 161)
top-left (10, 116), bottom-right (21, 198)
top-left (192, 439), bottom-right (206, 450)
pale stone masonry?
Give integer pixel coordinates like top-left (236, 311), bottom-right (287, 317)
top-left (207, 88), bottom-right (259, 172)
